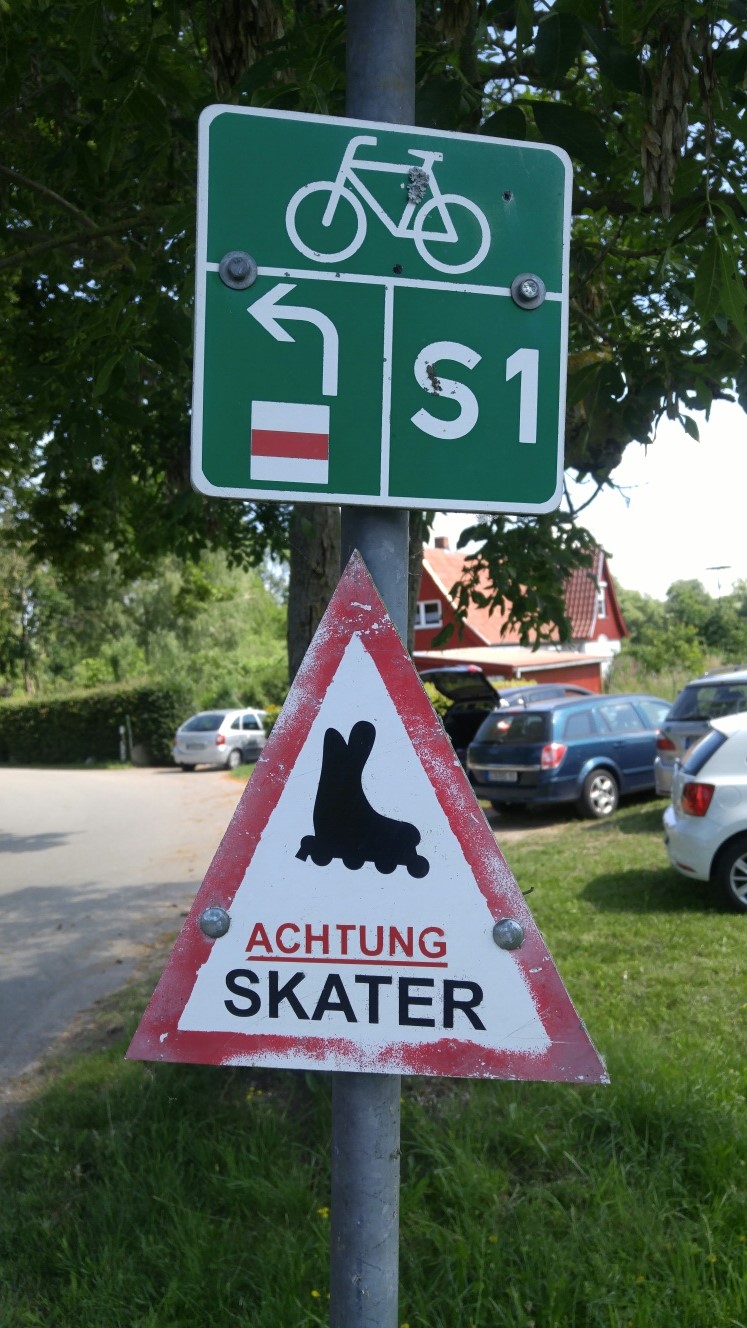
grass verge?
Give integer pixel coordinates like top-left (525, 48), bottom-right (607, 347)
top-left (1, 798), bottom-right (745, 1327)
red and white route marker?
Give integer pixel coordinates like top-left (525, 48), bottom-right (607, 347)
top-left (127, 552), bottom-right (608, 1084)
top-left (250, 401), bottom-right (330, 485)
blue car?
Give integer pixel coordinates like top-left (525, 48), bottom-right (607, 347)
top-left (466, 693), bottom-right (671, 819)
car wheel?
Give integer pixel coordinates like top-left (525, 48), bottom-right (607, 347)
top-left (226, 748), bottom-right (242, 770)
top-left (578, 769), bottom-right (619, 819)
top-left (179, 763), bottom-right (195, 772)
top-left (714, 835), bottom-right (747, 912)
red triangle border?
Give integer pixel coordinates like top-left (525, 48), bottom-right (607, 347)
top-left (127, 552), bottom-right (608, 1084)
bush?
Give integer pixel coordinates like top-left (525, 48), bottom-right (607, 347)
top-left (0, 680), bottom-right (191, 766)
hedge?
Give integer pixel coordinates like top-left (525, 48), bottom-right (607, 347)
top-left (0, 681), bottom-right (192, 766)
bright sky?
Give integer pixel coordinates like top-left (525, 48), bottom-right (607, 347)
top-left (431, 397), bottom-right (746, 602)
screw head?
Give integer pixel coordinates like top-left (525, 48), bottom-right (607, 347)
top-left (492, 918), bottom-right (525, 951)
top-left (510, 272), bottom-right (546, 310)
top-left (218, 250), bottom-right (258, 290)
top-left (199, 906), bottom-right (231, 938)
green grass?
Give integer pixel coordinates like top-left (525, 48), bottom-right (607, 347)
top-left (1, 799), bottom-right (746, 1327)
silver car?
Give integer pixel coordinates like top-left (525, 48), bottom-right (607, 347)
top-left (654, 666), bottom-right (747, 796)
top-left (173, 709), bottom-right (267, 771)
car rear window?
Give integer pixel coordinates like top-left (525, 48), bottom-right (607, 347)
top-left (669, 682), bottom-right (747, 721)
top-left (475, 711), bottom-right (550, 743)
top-left (596, 701), bottom-right (645, 734)
top-left (636, 699), bottom-right (671, 727)
top-left (559, 708), bottom-right (597, 739)
top-left (683, 728), bottom-right (728, 774)
top-left (182, 712), bottom-right (227, 732)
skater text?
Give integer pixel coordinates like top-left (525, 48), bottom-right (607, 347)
top-left (225, 968), bottom-right (485, 1029)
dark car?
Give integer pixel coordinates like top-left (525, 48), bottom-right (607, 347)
top-left (466, 692), bottom-right (671, 819)
top-left (654, 665), bottom-right (747, 796)
top-left (420, 665), bottom-right (593, 763)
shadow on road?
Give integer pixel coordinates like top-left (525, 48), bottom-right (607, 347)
top-left (0, 876), bottom-right (194, 1085)
top-left (0, 830), bottom-right (77, 853)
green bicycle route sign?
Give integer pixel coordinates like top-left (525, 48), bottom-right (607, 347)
top-left (192, 106), bottom-right (572, 514)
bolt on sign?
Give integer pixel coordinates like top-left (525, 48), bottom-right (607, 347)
top-left (127, 554), bottom-right (607, 1084)
top-left (191, 106), bottom-right (571, 515)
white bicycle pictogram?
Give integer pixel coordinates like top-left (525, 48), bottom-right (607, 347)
top-left (285, 134), bottom-right (491, 276)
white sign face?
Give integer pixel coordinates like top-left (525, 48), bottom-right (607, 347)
top-left (128, 555), bottom-right (607, 1084)
top-left (179, 634), bottom-right (548, 1059)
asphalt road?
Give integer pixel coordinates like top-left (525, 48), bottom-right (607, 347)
top-left (0, 766), bottom-right (244, 1104)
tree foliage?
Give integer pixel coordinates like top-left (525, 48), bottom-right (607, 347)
top-left (617, 576), bottom-right (747, 682)
top-left (0, 528), bottom-right (288, 708)
top-left (1, 1), bottom-right (745, 644)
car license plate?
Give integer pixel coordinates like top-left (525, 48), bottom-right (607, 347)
top-left (186, 741), bottom-right (206, 750)
top-left (489, 769), bottom-right (518, 783)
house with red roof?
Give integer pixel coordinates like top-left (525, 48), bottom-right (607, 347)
top-left (414, 539), bottom-right (628, 693)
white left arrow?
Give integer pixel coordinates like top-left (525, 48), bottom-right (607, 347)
top-left (247, 282), bottom-right (339, 398)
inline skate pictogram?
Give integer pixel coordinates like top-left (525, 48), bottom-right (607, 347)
top-left (296, 720), bottom-right (430, 878)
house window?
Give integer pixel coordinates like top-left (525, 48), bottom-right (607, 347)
top-left (415, 599), bottom-right (442, 629)
top-left (597, 581), bottom-right (608, 619)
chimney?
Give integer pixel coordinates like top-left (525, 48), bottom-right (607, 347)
top-left (434, 536), bottom-right (449, 550)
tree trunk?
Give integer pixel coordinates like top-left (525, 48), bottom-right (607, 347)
top-left (407, 511), bottom-right (428, 653)
top-left (286, 504), bottom-right (341, 681)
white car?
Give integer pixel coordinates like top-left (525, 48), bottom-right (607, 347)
top-left (173, 708), bottom-right (267, 771)
top-left (663, 711), bottom-right (747, 911)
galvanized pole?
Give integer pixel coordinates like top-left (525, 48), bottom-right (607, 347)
top-left (330, 2), bottom-right (415, 1325)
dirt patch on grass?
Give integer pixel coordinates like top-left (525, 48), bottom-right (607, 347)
top-left (485, 806), bottom-right (571, 843)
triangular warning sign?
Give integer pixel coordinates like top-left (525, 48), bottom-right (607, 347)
top-left (127, 553), bottom-right (607, 1084)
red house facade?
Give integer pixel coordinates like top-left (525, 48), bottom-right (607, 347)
top-left (414, 540), bottom-right (628, 693)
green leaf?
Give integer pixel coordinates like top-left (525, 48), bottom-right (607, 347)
top-left (680, 414), bottom-right (700, 441)
top-left (92, 354), bottom-right (122, 400)
top-left (716, 239), bottom-right (747, 337)
top-left (693, 235), bottom-right (721, 324)
top-left (565, 359), bottom-right (608, 406)
top-left (529, 101), bottom-right (610, 171)
top-left (415, 77), bottom-right (463, 130)
top-left (723, 173), bottom-right (747, 217)
top-left (553, 0), bottom-right (598, 20)
top-left (714, 41), bottom-right (747, 86)
top-left (664, 199), bottom-right (705, 242)
top-left (125, 86), bottom-right (170, 134)
top-left (72, 0), bottom-right (103, 72)
top-left (582, 24), bottom-right (642, 93)
top-left (515, 0), bottom-right (534, 51)
top-left (481, 105), bottom-right (527, 140)
top-left (535, 14), bottom-right (582, 86)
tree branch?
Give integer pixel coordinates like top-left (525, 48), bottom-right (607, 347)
top-left (0, 165), bottom-right (100, 230)
top-left (573, 185), bottom-right (747, 221)
top-left (0, 218), bottom-right (152, 272)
